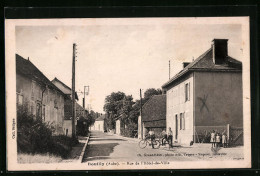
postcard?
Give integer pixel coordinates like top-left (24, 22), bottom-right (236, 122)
top-left (5, 17), bottom-right (251, 171)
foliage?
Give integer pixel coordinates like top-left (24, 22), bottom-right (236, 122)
top-left (17, 153), bottom-right (62, 163)
top-left (196, 130), bottom-right (211, 143)
top-left (103, 91), bottom-right (126, 130)
top-left (17, 103), bottom-right (78, 158)
top-left (121, 122), bottom-right (138, 138)
top-left (143, 88), bottom-right (162, 103)
top-left (103, 88), bottom-right (162, 137)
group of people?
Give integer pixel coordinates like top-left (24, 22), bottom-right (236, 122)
top-left (161, 127), bottom-right (173, 147)
top-left (145, 127), bottom-right (173, 148)
top-left (210, 130), bottom-right (228, 148)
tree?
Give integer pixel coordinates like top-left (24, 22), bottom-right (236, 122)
top-left (103, 91), bottom-right (126, 129)
top-left (144, 88), bottom-right (162, 103)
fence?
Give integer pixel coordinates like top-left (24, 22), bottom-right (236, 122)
top-left (195, 125), bottom-right (226, 143)
top-left (228, 125), bottom-right (243, 146)
top-left (195, 124), bottom-right (243, 146)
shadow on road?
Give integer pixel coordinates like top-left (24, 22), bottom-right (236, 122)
top-left (89, 138), bottom-right (126, 141)
top-left (83, 143), bottom-right (119, 162)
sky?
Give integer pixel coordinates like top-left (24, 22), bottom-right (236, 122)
top-left (15, 18), bottom-right (242, 113)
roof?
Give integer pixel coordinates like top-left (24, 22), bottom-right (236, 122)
top-left (144, 120), bottom-right (166, 128)
top-left (142, 95), bottom-right (166, 124)
top-left (162, 48), bottom-right (242, 89)
top-left (16, 54), bottom-right (67, 97)
top-left (51, 77), bottom-right (79, 100)
top-left (95, 114), bottom-right (106, 121)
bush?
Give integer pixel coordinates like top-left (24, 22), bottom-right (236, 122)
top-left (17, 104), bottom-right (78, 158)
top-left (121, 122), bottom-right (137, 138)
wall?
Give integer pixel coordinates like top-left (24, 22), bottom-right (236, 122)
top-left (89, 121), bottom-right (104, 132)
top-left (166, 73), bottom-right (194, 145)
top-left (63, 120), bottom-right (72, 136)
top-left (16, 73), bottom-right (65, 135)
top-left (138, 115), bottom-right (142, 139)
top-left (194, 72), bottom-right (243, 127)
top-left (116, 119), bottom-right (121, 135)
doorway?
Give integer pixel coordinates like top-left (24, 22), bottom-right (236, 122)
top-left (175, 115), bottom-right (178, 140)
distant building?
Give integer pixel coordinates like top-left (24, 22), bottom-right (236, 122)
top-left (138, 95), bottom-right (166, 139)
top-left (162, 39), bottom-right (243, 145)
top-left (89, 114), bottom-right (105, 132)
top-left (16, 54), bottom-right (67, 135)
top-left (52, 77), bottom-right (85, 136)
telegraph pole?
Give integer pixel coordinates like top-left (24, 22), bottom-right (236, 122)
top-left (71, 43), bottom-right (76, 139)
top-left (140, 89), bottom-right (143, 139)
top-left (83, 86), bottom-right (89, 117)
top-left (169, 60), bottom-right (171, 80)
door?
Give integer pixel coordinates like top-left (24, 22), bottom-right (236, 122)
top-left (175, 115), bottom-right (178, 140)
top-left (54, 108), bottom-right (58, 132)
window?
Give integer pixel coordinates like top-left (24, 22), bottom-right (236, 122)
top-left (30, 102), bottom-right (34, 115)
top-left (54, 99), bottom-right (58, 108)
top-left (182, 113), bottom-right (185, 130)
top-left (180, 113), bottom-right (185, 130)
top-left (42, 105), bottom-right (46, 121)
top-left (46, 88), bottom-right (49, 103)
top-left (180, 113), bottom-right (183, 130)
top-left (185, 83), bottom-right (190, 102)
top-left (36, 102), bottom-right (41, 120)
top-left (31, 81), bottom-right (35, 99)
top-left (16, 92), bottom-right (23, 105)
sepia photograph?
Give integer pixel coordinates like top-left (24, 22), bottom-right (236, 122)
top-left (5, 17), bottom-right (251, 170)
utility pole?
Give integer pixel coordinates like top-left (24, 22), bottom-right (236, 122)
top-left (169, 60), bottom-right (171, 80)
top-left (83, 86), bottom-right (89, 116)
top-left (71, 43), bottom-right (76, 139)
top-left (140, 89), bottom-right (143, 139)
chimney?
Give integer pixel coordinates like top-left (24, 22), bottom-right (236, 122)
top-left (212, 39), bottom-right (228, 65)
top-left (183, 62), bottom-right (190, 69)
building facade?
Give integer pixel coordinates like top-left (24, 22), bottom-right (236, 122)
top-left (89, 114), bottom-right (105, 132)
top-left (52, 77), bottom-right (84, 136)
top-left (138, 95), bottom-right (166, 139)
top-left (162, 39), bottom-right (243, 145)
top-left (16, 54), bottom-right (67, 135)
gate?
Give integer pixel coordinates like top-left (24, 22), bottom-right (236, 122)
top-left (228, 124), bottom-right (243, 146)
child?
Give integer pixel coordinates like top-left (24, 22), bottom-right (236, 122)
top-left (216, 133), bottom-right (221, 148)
top-left (210, 130), bottom-right (216, 148)
top-left (222, 133), bottom-right (227, 148)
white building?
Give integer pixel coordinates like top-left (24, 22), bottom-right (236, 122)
top-left (89, 115), bottom-right (105, 132)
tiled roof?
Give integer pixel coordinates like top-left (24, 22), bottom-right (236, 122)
top-left (16, 54), bottom-right (66, 96)
top-left (95, 114), bottom-right (106, 121)
top-left (162, 48), bottom-right (242, 88)
top-left (51, 77), bottom-right (79, 100)
top-left (142, 95), bottom-right (166, 123)
top-left (144, 120), bottom-right (166, 128)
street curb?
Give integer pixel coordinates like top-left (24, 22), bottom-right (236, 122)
top-left (78, 134), bottom-right (90, 163)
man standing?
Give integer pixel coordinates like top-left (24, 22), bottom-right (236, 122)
top-left (161, 129), bottom-right (167, 146)
top-left (168, 127), bottom-right (173, 147)
top-left (148, 129), bottom-right (155, 149)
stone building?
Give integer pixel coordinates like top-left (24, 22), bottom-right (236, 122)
top-left (52, 77), bottom-right (85, 136)
top-left (16, 54), bottom-right (67, 135)
top-left (138, 95), bottom-right (166, 139)
top-left (89, 114), bottom-right (105, 132)
top-left (162, 39), bottom-right (243, 145)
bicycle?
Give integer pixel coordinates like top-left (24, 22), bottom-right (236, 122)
top-left (159, 137), bottom-right (174, 149)
top-left (139, 137), bottom-right (160, 149)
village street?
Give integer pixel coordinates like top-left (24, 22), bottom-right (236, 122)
top-left (82, 131), bottom-right (244, 163)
